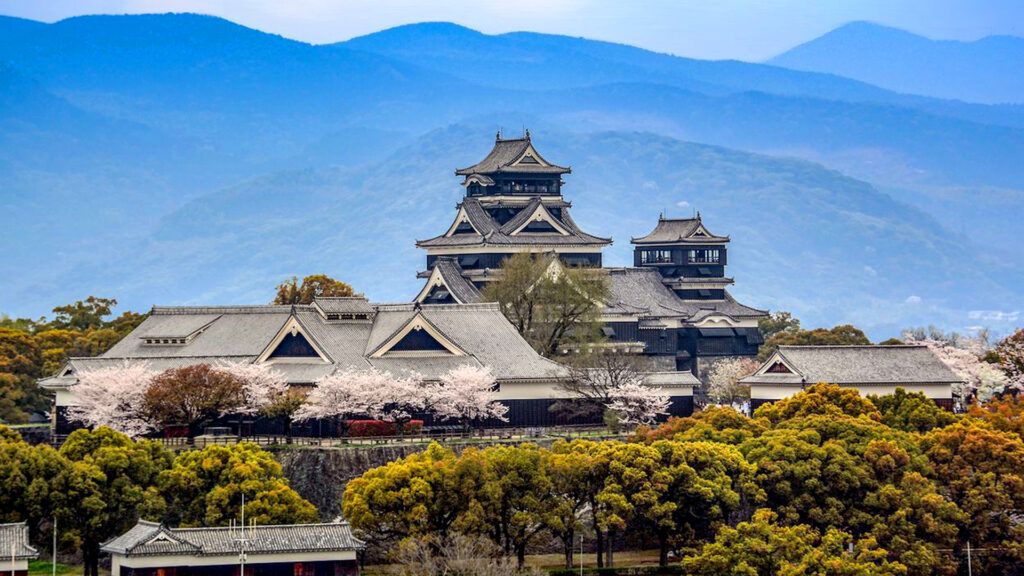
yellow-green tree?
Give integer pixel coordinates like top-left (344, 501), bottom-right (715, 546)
top-left (273, 274), bottom-right (355, 305)
top-left (754, 383), bottom-right (881, 425)
top-left (477, 444), bottom-right (554, 567)
top-left (635, 406), bottom-right (766, 445)
top-left (54, 427), bottom-right (172, 576)
top-left (869, 388), bottom-right (957, 433)
top-left (343, 442), bottom-right (486, 545)
top-left (158, 442), bottom-right (317, 527)
top-left (758, 324), bottom-right (870, 361)
top-left (548, 439), bottom-right (615, 568)
top-left (683, 509), bottom-right (907, 576)
top-left (0, 426), bottom-right (69, 541)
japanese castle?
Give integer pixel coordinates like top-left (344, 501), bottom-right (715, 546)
top-left (415, 131), bottom-right (766, 378)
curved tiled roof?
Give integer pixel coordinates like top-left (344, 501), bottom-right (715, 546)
top-left (603, 268), bottom-right (766, 320)
top-left (455, 135), bottom-right (569, 176)
top-left (0, 523), bottom-right (38, 560)
top-left (102, 520), bottom-right (364, 557)
top-left (742, 345), bottom-right (964, 386)
top-left (631, 216), bottom-right (728, 245)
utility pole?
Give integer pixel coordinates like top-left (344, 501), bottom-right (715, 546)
top-left (52, 517), bottom-right (57, 576)
top-left (235, 493), bottom-right (249, 576)
top-left (966, 540), bottom-right (973, 576)
top-left (579, 533), bottom-right (583, 576)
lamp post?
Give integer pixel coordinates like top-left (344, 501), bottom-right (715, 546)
top-left (234, 493), bottom-right (250, 576)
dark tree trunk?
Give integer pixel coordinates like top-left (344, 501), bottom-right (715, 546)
top-left (563, 531), bottom-right (574, 569)
top-left (659, 532), bottom-right (670, 567)
top-left (590, 505), bottom-right (604, 568)
top-left (284, 416), bottom-right (293, 444)
top-left (516, 543), bottom-right (527, 569)
top-left (606, 529), bottom-right (615, 568)
top-left (83, 541), bottom-right (100, 576)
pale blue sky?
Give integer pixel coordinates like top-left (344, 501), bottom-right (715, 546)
top-left (1, 0), bottom-right (1021, 60)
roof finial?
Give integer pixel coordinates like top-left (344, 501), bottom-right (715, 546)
top-left (525, 127), bottom-right (531, 140)
top-left (696, 210), bottom-right (701, 220)
top-left (496, 128), bottom-right (501, 141)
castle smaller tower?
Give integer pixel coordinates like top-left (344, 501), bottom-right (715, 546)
top-left (631, 213), bottom-right (733, 301)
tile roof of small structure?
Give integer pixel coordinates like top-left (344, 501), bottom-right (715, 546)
top-left (433, 258), bottom-right (484, 304)
top-left (102, 520), bottom-right (364, 557)
top-left (631, 216), bottom-right (728, 245)
top-left (0, 523), bottom-right (38, 560)
top-left (741, 345), bottom-right (964, 386)
top-left (41, 299), bottom-right (567, 389)
top-left (603, 268), bottom-right (766, 320)
top-left (455, 134), bottom-right (570, 176)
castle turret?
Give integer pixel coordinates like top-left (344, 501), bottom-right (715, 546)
top-left (631, 213), bottom-right (733, 301)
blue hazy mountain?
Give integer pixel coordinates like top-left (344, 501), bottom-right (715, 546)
top-left (771, 21), bottom-right (1024, 105)
top-left (1, 14), bottom-right (1021, 337)
top-left (61, 127), bottom-right (1023, 339)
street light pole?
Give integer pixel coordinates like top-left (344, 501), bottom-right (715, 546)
top-left (52, 517), bottom-right (57, 576)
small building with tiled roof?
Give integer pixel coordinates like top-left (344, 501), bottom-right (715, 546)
top-left (102, 519), bottom-right (363, 576)
top-left (0, 522), bottom-right (38, 576)
top-left (741, 345), bottom-right (961, 411)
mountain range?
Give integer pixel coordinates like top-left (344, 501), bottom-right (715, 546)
top-left (0, 13), bottom-right (1021, 338)
top-left (771, 21), bottom-right (1024, 105)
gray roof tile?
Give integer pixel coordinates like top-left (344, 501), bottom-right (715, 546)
top-left (742, 345), bottom-right (964, 385)
top-left (0, 523), bottom-right (38, 560)
top-left (455, 136), bottom-right (569, 176)
top-left (102, 520), bottom-right (363, 556)
top-left (631, 217), bottom-right (728, 245)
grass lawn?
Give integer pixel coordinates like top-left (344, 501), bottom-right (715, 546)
top-left (28, 560), bottom-right (109, 576)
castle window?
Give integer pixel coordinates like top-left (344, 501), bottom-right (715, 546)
top-left (269, 332), bottom-right (320, 358)
top-left (641, 250), bottom-right (673, 264)
top-left (688, 249), bottom-right (720, 264)
top-left (326, 313), bottom-right (340, 320)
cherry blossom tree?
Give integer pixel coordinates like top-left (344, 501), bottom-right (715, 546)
top-left (606, 381), bottom-right (671, 426)
top-left (430, 365), bottom-right (509, 429)
top-left (67, 360), bottom-right (156, 438)
top-left (217, 361), bottom-right (291, 414)
top-left (295, 368), bottom-right (431, 433)
top-left (910, 335), bottom-right (1007, 405)
top-left (995, 329), bottom-right (1024, 395)
top-left (705, 357), bottom-right (760, 409)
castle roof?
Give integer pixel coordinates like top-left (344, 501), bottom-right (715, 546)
top-left (631, 215), bottom-right (728, 245)
top-left (455, 133), bottom-right (570, 176)
top-left (0, 523), bottom-right (37, 560)
top-left (603, 267), bottom-right (766, 321)
top-left (40, 298), bottom-right (566, 389)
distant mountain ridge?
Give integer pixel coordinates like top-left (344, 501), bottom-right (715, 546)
top-left (771, 21), bottom-right (1024, 104)
top-left (0, 13), bottom-right (1021, 338)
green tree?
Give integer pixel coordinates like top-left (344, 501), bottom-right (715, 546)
top-left (50, 296), bottom-right (117, 331)
top-left (754, 383), bottom-right (881, 425)
top-left (968, 393), bottom-right (1024, 439)
top-left (869, 388), bottom-right (957, 433)
top-left (0, 328), bottom-right (46, 422)
top-left (55, 427), bottom-right (172, 576)
top-left (482, 253), bottom-right (609, 357)
top-left (683, 509), bottom-right (907, 576)
top-left (142, 364), bottom-right (245, 438)
top-left (0, 428), bottom-right (69, 541)
top-left (758, 311), bottom-right (801, 341)
top-left (635, 406), bottom-right (766, 445)
top-left (343, 443), bottom-right (485, 546)
top-left (759, 325), bottom-right (871, 361)
top-left (273, 274), bottom-right (355, 305)
top-left (477, 444), bottom-right (554, 567)
top-left (549, 439), bottom-right (614, 568)
top-left (597, 442), bottom-right (666, 567)
top-left (159, 442), bottom-right (317, 527)
top-left (543, 444), bottom-right (599, 569)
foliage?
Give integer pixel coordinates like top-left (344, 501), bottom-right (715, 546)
top-left (142, 364), bottom-right (246, 437)
top-left (967, 394), bottom-right (1024, 439)
top-left (157, 442), bottom-right (317, 527)
top-left (758, 324), bottom-right (870, 361)
top-left (347, 419), bottom-right (423, 437)
top-left (55, 427), bottom-right (173, 576)
top-left (272, 274), bottom-right (355, 304)
top-left (757, 310), bottom-right (801, 341)
top-left (683, 509), bottom-right (908, 576)
top-left (67, 361), bottom-right (156, 438)
top-left (556, 351), bottom-right (652, 421)
top-left (216, 361), bottom-right (291, 415)
top-left (393, 532), bottom-right (545, 576)
top-left (482, 253), bottom-right (609, 357)
top-left (869, 388), bottom-right (957, 433)
top-left (0, 296), bottom-right (147, 423)
top-left (753, 383), bottom-right (881, 425)
top-left (0, 428), bottom-right (68, 540)
top-left (919, 421), bottom-right (1024, 574)
top-left (704, 357), bottom-right (759, 408)
top-left (634, 406), bottom-right (766, 445)
top-left (477, 443), bottom-right (554, 567)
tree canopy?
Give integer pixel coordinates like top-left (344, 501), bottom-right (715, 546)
top-left (273, 274), bottom-right (355, 305)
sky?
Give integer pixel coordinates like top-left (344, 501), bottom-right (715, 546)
top-left (1, 0), bottom-right (1021, 60)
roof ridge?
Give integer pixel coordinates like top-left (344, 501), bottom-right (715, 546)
top-left (779, 344), bottom-right (923, 349)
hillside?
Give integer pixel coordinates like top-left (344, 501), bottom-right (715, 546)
top-left (23, 127), bottom-right (1016, 340)
top-left (771, 21), bottom-right (1024, 105)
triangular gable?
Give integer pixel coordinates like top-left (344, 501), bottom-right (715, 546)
top-left (415, 266), bottom-right (465, 304)
top-left (512, 142), bottom-right (553, 168)
top-left (257, 316), bottom-right (331, 364)
top-left (444, 205), bottom-right (482, 237)
top-left (369, 312), bottom-right (466, 358)
top-left (755, 350), bottom-right (801, 377)
top-left (509, 203), bottom-right (570, 236)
